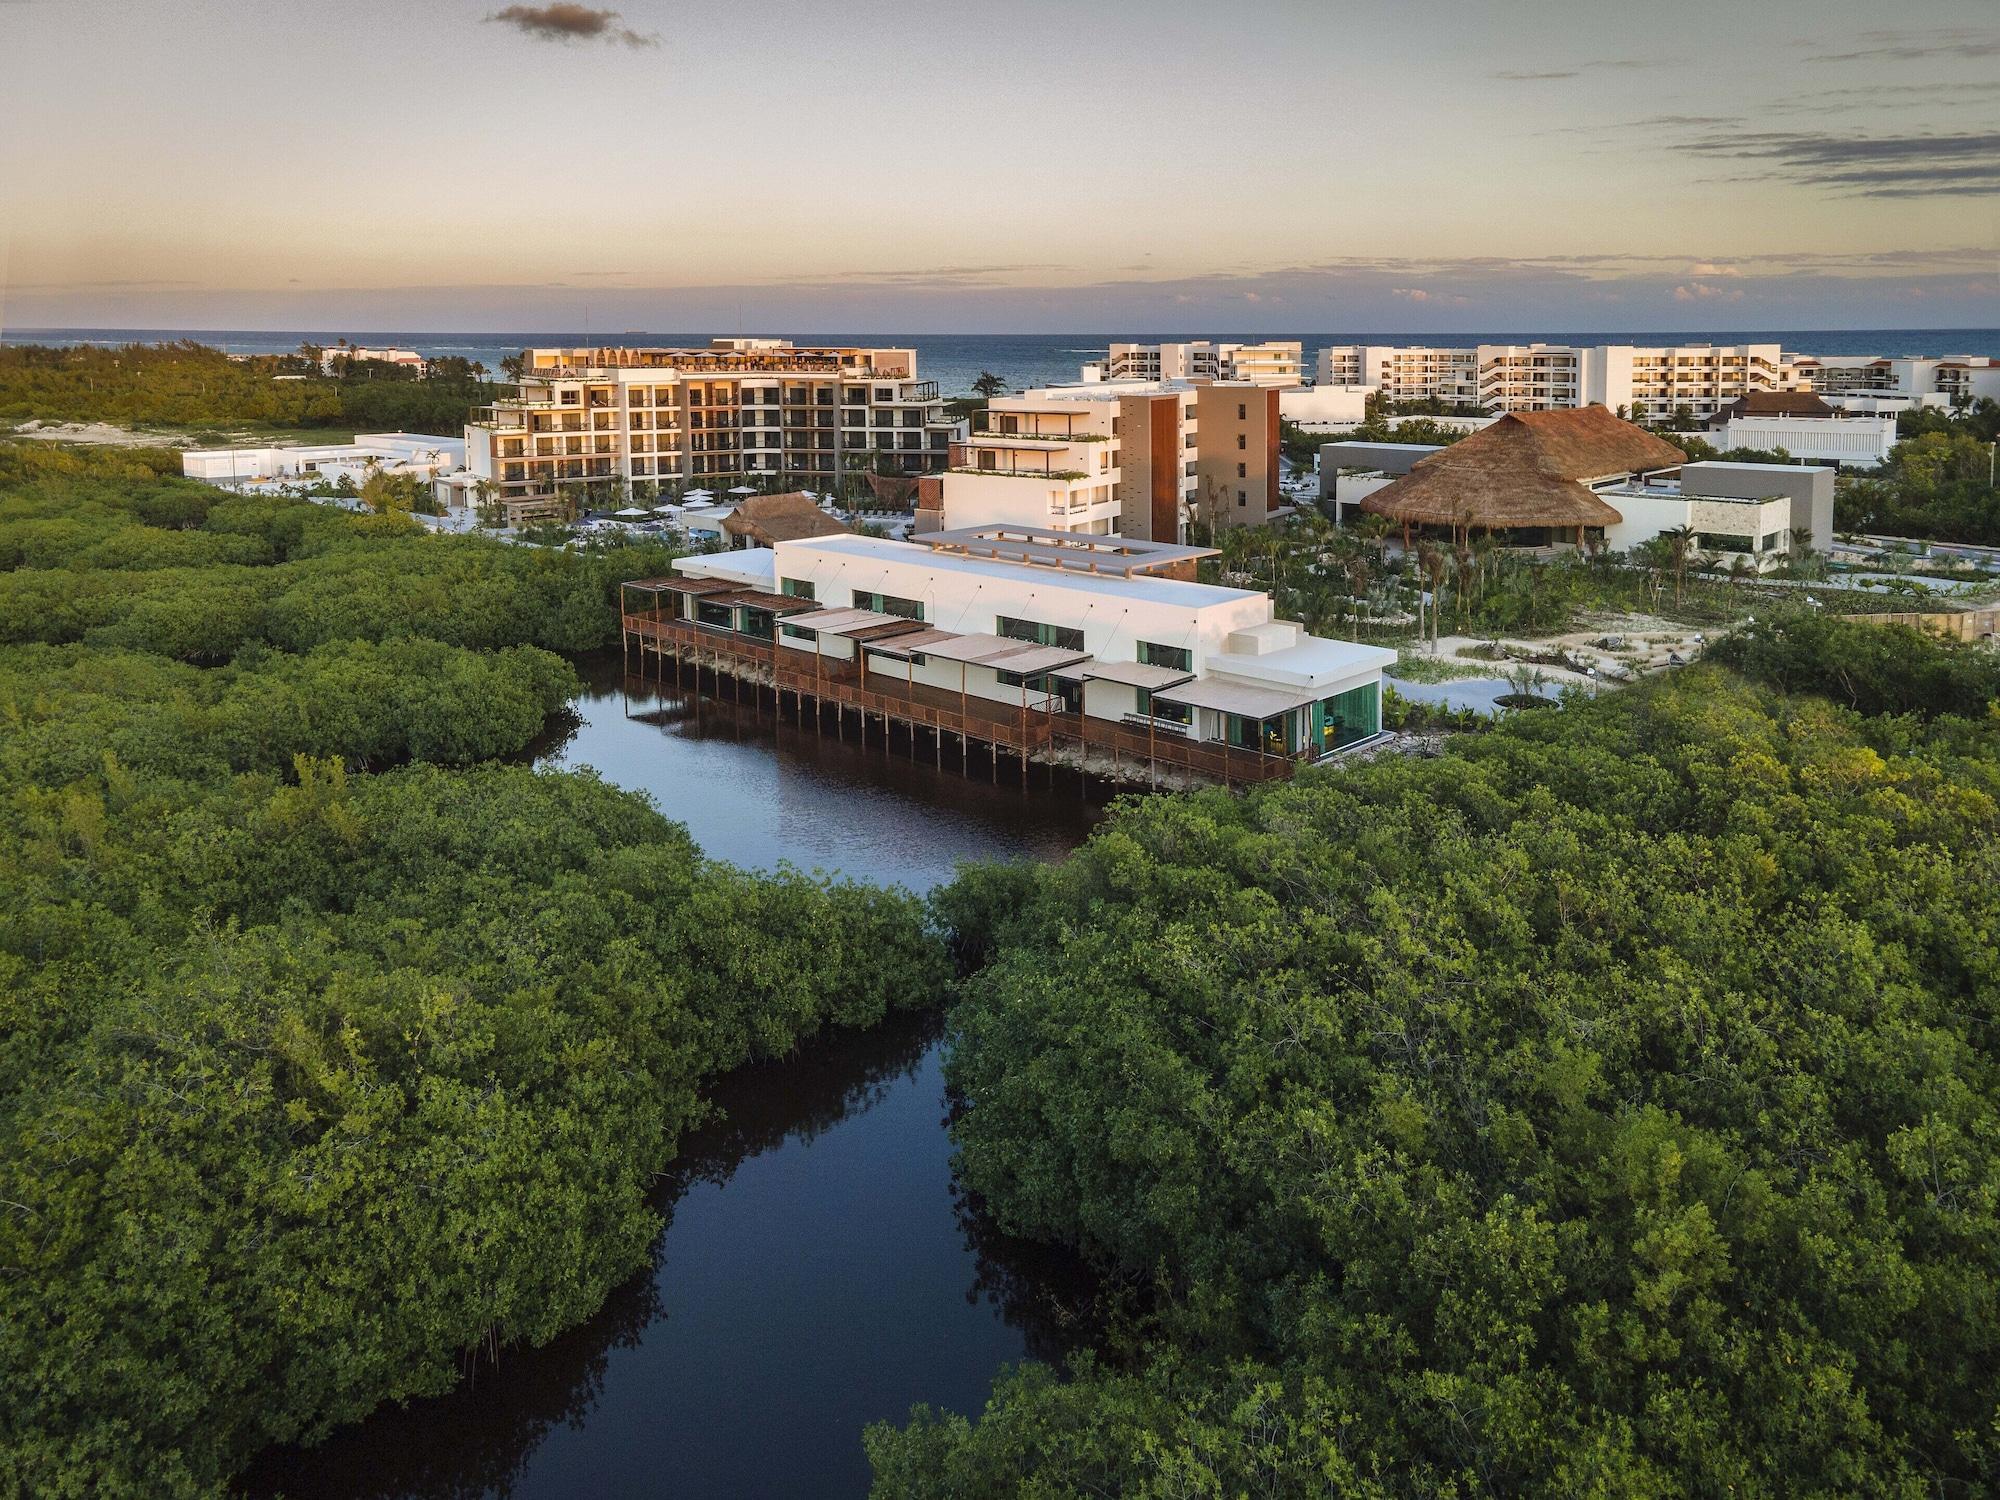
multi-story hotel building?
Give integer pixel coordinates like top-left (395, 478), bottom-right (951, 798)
top-left (465, 338), bottom-right (962, 502)
top-left (1089, 341), bottom-right (1303, 386)
top-left (938, 379), bottom-right (1282, 540)
top-left (1315, 342), bottom-right (1792, 421)
top-left (1792, 354), bottom-right (2000, 406)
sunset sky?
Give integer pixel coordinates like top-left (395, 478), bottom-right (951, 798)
top-left (2, 0), bottom-right (1995, 332)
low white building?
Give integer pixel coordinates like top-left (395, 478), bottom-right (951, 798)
top-left (666, 526), bottom-right (1394, 758)
top-left (324, 346), bottom-right (428, 374)
top-left (1714, 413), bottom-right (1897, 469)
top-left (1279, 385), bottom-right (1375, 429)
top-left (1599, 461), bottom-right (1834, 572)
top-left (180, 433), bottom-right (467, 491)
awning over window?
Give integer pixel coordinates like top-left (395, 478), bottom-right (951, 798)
top-left (919, 633), bottom-right (1047, 665)
top-left (714, 590), bottom-right (816, 614)
top-left (988, 644), bottom-right (1093, 675)
top-left (1153, 676), bottom-right (1326, 718)
top-left (863, 628), bottom-right (962, 659)
top-left (1078, 660), bottom-right (1196, 690)
top-left (624, 575), bottom-right (734, 595)
top-left (780, 606), bottom-right (914, 635)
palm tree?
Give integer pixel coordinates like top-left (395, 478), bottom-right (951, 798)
top-left (1415, 542), bottom-right (1451, 649)
top-left (1660, 524), bottom-right (1696, 607)
top-left (971, 371), bottom-right (1008, 400)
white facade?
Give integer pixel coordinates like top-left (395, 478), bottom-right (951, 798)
top-left (1319, 343), bottom-right (2000, 419)
top-left (945, 387), bottom-right (1126, 534)
top-left (180, 433), bottom-right (466, 489)
top-left (1793, 354), bottom-right (2000, 405)
top-left (1278, 385), bottom-right (1375, 428)
top-left (673, 533), bottom-right (1393, 754)
top-left (324, 346), bottom-right (428, 373)
top-left (1316, 343), bottom-right (1793, 421)
top-left (1715, 414), bottom-right (1897, 469)
top-left (1090, 340), bottom-right (1303, 386)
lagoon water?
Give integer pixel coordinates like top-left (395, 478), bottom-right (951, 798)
top-left (242, 659), bottom-right (1103, 1499)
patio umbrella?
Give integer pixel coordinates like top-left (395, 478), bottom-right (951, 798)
top-left (615, 507), bottom-right (651, 518)
top-left (727, 485), bottom-right (757, 495)
top-left (684, 488), bottom-right (713, 499)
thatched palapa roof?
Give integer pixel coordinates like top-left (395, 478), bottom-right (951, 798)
top-left (721, 491), bottom-right (851, 546)
top-left (1707, 392), bottom-right (1838, 426)
top-left (1360, 406), bottom-right (1686, 531)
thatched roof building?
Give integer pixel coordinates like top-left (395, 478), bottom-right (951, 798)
top-left (1706, 392), bottom-right (1838, 427)
top-left (1360, 406), bottom-right (1686, 536)
top-left (721, 492), bottom-right (850, 548)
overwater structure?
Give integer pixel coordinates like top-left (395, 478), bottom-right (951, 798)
top-left (622, 526), bottom-right (1394, 788)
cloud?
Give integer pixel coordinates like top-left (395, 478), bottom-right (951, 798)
top-left (1676, 128), bottom-right (2000, 197)
top-left (485, 5), bottom-right (658, 48)
top-left (1804, 27), bottom-right (2000, 64)
top-left (1493, 57), bottom-right (1672, 81)
top-left (1687, 262), bottom-right (1743, 278)
top-left (1672, 281), bottom-right (1744, 302)
top-left (1392, 287), bottom-right (1471, 306)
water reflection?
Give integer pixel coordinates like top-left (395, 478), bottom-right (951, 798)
top-left (529, 653), bottom-right (1105, 890)
top-left (244, 659), bottom-right (1112, 1498)
top-left (244, 1002), bottom-right (1100, 1497)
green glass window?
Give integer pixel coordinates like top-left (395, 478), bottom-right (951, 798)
top-left (1137, 641), bottom-right (1193, 672)
top-left (996, 615), bottom-right (1084, 652)
top-left (781, 578), bottom-right (816, 600)
top-left (854, 589), bottom-right (924, 620)
top-left (1313, 682), bottom-right (1380, 752)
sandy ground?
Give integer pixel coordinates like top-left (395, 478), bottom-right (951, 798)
top-left (8, 420), bottom-right (198, 448)
top-left (1408, 612), bottom-right (1713, 689)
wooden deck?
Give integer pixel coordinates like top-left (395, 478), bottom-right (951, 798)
top-left (622, 612), bottom-right (1309, 787)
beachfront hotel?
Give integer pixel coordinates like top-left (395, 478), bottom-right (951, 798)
top-left (1315, 343), bottom-right (1794, 421)
top-left (465, 338), bottom-right (963, 503)
top-left (1085, 341), bottom-right (1304, 387)
top-left (622, 525), bottom-right (1394, 781)
top-left (935, 379), bottom-right (1284, 542)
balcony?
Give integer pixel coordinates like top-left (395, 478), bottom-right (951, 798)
top-left (948, 466), bottom-right (1090, 481)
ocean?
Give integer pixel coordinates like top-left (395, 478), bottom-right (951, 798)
top-left (6, 327), bottom-right (1996, 399)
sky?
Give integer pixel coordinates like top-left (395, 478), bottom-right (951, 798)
top-left (0, 0), bottom-right (1996, 334)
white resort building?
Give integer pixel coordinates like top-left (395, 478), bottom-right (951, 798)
top-left (1315, 343), bottom-right (1793, 421)
top-left (1084, 341), bottom-right (1304, 387)
top-left (180, 433), bottom-right (467, 495)
top-left (625, 525), bottom-right (1393, 775)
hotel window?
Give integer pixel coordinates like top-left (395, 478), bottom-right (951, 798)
top-left (1137, 641), bottom-right (1192, 672)
top-left (996, 615), bottom-right (1083, 652)
top-left (1135, 690), bottom-right (1192, 725)
top-left (853, 589), bottom-right (924, 620)
top-left (781, 578), bottom-right (816, 600)
top-left (1237, 403), bottom-right (1247, 420)
top-left (1237, 464), bottom-right (1247, 479)
top-left (1236, 434), bottom-right (1246, 450)
top-left (1237, 490), bottom-right (1247, 507)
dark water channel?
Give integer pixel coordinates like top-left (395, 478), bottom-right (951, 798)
top-left (244, 657), bottom-right (1107, 1498)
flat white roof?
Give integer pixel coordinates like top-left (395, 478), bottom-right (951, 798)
top-left (776, 534), bottom-right (1258, 610)
top-left (676, 548), bottom-right (776, 588)
top-left (1207, 635), bottom-right (1397, 689)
